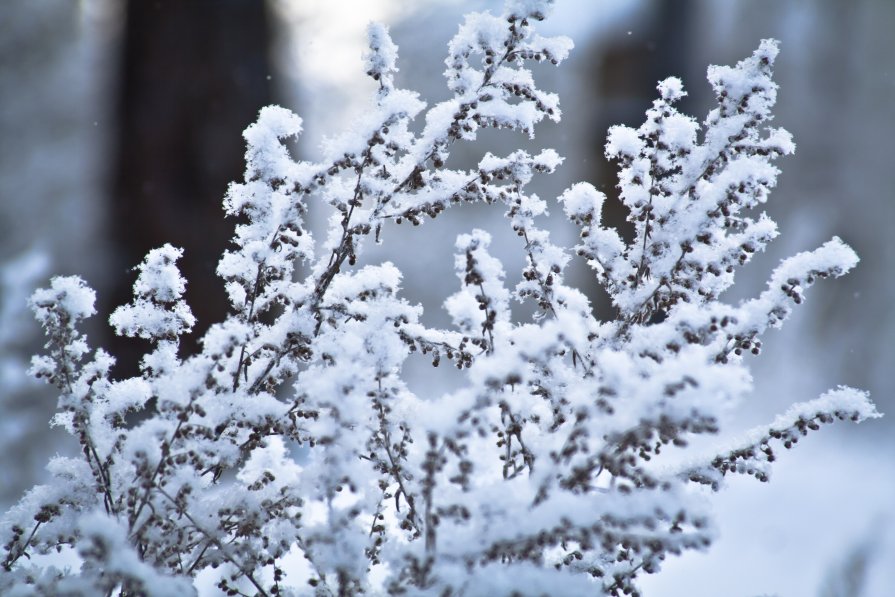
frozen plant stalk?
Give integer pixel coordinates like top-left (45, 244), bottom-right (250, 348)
top-left (1, 1), bottom-right (879, 595)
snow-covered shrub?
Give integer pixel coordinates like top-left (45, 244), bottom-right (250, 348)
top-left (1, 1), bottom-right (880, 595)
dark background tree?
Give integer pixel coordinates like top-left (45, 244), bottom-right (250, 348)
top-left (107, 0), bottom-right (274, 375)
top-left (586, 0), bottom-right (696, 317)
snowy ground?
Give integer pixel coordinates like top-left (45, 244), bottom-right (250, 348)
top-left (641, 434), bottom-right (895, 597)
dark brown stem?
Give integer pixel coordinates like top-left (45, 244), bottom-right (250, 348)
top-left (157, 488), bottom-right (271, 597)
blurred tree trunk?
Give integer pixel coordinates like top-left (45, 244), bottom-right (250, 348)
top-left (592, 0), bottom-right (695, 230)
top-left (108, 0), bottom-right (273, 375)
top-left (584, 0), bottom-right (695, 319)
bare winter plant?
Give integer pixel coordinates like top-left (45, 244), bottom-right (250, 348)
top-left (0, 1), bottom-right (880, 595)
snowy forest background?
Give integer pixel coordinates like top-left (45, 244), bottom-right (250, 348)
top-left (1, 0), bottom-right (893, 595)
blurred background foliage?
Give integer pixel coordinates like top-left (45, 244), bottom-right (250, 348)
top-left (1, 1), bottom-right (892, 594)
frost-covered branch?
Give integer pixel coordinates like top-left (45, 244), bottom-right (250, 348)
top-left (682, 387), bottom-right (880, 489)
top-left (1, 2), bottom-right (878, 596)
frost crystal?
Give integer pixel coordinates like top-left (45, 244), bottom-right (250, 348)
top-left (109, 244), bottom-right (194, 342)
